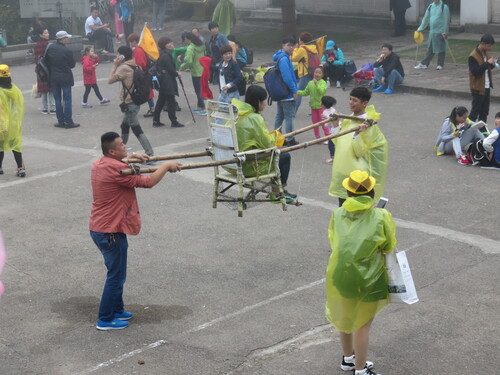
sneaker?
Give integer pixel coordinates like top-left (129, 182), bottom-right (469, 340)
top-left (268, 193), bottom-right (295, 204)
top-left (336, 81), bottom-right (341, 88)
top-left (341, 355), bottom-right (374, 372)
top-left (41, 109), bottom-right (49, 114)
top-left (284, 190), bottom-right (297, 199)
top-left (325, 158), bottom-right (333, 164)
top-left (414, 63), bottom-right (428, 69)
top-left (102, 50), bottom-right (109, 54)
top-left (383, 88), bottom-right (394, 95)
top-left (82, 102), bottom-right (93, 108)
top-left (354, 367), bottom-right (380, 375)
top-left (196, 110), bottom-right (207, 116)
top-left (171, 122), bottom-right (184, 128)
top-left (49, 110), bottom-right (56, 115)
top-left (96, 318), bottom-right (129, 331)
top-left (323, 140), bottom-right (329, 145)
top-left (457, 155), bottom-right (470, 165)
top-left (153, 121), bottom-right (166, 128)
top-left (100, 98), bottom-right (110, 104)
top-left (372, 86), bottom-right (386, 93)
top-left (284, 139), bottom-right (299, 146)
top-left (65, 122), bottom-right (80, 129)
top-left (436, 65), bottom-right (443, 70)
top-left (114, 311), bottom-right (133, 320)
top-left (143, 109), bottom-right (154, 117)
top-left (16, 168), bottom-right (26, 177)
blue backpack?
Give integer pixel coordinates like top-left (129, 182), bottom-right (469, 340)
top-left (264, 55), bottom-right (290, 105)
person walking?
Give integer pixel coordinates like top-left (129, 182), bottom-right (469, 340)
top-left (81, 47), bottom-right (110, 108)
top-left (110, 0), bottom-right (125, 44)
top-left (214, 45), bottom-right (243, 104)
top-left (152, 37), bottom-right (184, 128)
top-left (180, 32), bottom-right (207, 115)
top-left (45, 31), bottom-right (79, 129)
top-left (151, 0), bottom-right (167, 31)
top-left (90, 131), bottom-right (181, 330)
top-left (325, 170), bottom-right (397, 375)
top-left (0, 65), bottom-right (26, 177)
top-left (117, 0), bottom-right (135, 46)
top-left (390, 0), bottom-right (411, 37)
top-left (33, 28), bottom-right (55, 114)
top-left (414, 0), bottom-right (450, 70)
top-left (108, 46), bottom-right (155, 156)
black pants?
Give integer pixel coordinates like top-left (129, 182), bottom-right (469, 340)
top-left (123, 16), bottom-right (135, 46)
top-left (393, 9), bottom-right (407, 36)
top-left (278, 152), bottom-right (291, 187)
top-left (83, 84), bottom-right (103, 103)
top-left (88, 29), bottom-right (114, 52)
top-left (324, 64), bottom-right (344, 83)
top-left (328, 140), bottom-right (336, 158)
top-left (0, 150), bottom-right (23, 168)
top-left (470, 89), bottom-right (491, 124)
top-left (153, 90), bottom-right (177, 124)
top-left (192, 76), bottom-right (204, 109)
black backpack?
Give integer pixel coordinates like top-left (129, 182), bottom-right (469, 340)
top-left (122, 65), bottom-right (151, 105)
top-left (35, 43), bottom-right (52, 83)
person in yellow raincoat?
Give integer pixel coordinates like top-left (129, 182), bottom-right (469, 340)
top-left (229, 85), bottom-right (296, 202)
top-left (0, 65), bottom-right (25, 177)
top-left (325, 170), bottom-right (397, 375)
top-left (291, 32), bottom-right (319, 113)
top-left (328, 87), bottom-right (387, 206)
top-left (212, 0), bottom-right (237, 37)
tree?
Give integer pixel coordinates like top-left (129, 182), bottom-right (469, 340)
top-left (280, 0), bottom-right (296, 38)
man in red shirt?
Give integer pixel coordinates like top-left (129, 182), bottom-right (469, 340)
top-left (90, 131), bottom-right (181, 330)
top-left (128, 33), bottom-right (156, 117)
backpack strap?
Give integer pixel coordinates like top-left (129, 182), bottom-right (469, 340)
top-left (120, 65), bottom-right (136, 102)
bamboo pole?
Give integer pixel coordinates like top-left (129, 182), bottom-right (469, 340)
top-left (119, 121), bottom-right (374, 175)
top-left (123, 150), bottom-right (210, 164)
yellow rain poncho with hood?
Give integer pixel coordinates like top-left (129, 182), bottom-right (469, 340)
top-left (0, 80), bottom-right (24, 153)
top-left (226, 99), bottom-right (282, 177)
top-left (328, 105), bottom-right (387, 201)
top-left (212, 0), bottom-right (237, 37)
top-left (325, 188), bottom-right (397, 333)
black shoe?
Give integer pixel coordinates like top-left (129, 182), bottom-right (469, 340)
top-left (284, 139), bottom-right (299, 146)
top-left (171, 122), bottom-right (184, 128)
top-left (54, 122), bottom-right (65, 128)
top-left (153, 121), bottom-right (165, 128)
top-left (175, 103), bottom-right (181, 112)
top-left (143, 109), bottom-right (154, 117)
top-left (65, 122), bottom-right (80, 129)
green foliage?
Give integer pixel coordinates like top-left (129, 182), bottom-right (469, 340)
top-left (0, 0), bottom-right (30, 44)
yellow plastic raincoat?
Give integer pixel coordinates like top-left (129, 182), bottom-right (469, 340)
top-left (325, 195), bottom-right (397, 334)
top-left (212, 0), bottom-right (237, 37)
top-left (226, 99), bottom-right (280, 177)
top-left (328, 105), bottom-right (387, 201)
top-left (0, 84), bottom-right (24, 153)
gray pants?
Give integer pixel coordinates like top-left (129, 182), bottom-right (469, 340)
top-left (444, 127), bottom-right (484, 156)
top-left (152, 0), bottom-right (166, 29)
top-left (121, 103), bottom-right (154, 156)
top-left (421, 48), bottom-right (445, 67)
top-left (41, 91), bottom-right (55, 111)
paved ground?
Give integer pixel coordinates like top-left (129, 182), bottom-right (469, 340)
top-left (1, 20), bottom-right (499, 375)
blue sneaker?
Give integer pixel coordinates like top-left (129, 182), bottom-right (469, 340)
top-left (372, 85), bottom-right (387, 92)
top-left (96, 318), bottom-right (129, 330)
top-left (384, 88), bottom-right (394, 95)
top-left (115, 311), bottom-right (133, 320)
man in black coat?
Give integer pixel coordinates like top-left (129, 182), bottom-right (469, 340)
top-left (152, 37), bottom-right (184, 128)
top-left (390, 0), bottom-right (411, 37)
top-left (373, 43), bottom-right (405, 95)
top-left (45, 31), bottom-right (79, 128)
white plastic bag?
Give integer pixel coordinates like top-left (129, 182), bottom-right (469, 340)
top-left (31, 83), bottom-right (41, 99)
top-left (385, 250), bottom-right (419, 304)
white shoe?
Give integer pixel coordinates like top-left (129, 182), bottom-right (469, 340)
top-left (436, 65), bottom-right (443, 70)
top-left (336, 81), bottom-right (341, 88)
top-left (414, 63), bottom-right (427, 69)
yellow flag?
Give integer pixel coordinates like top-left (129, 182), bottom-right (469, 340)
top-left (315, 36), bottom-right (326, 57)
top-left (139, 24), bottom-right (159, 60)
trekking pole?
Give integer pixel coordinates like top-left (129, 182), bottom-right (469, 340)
top-left (178, 75), bottom-right (196, 124)
top-left (444, 38), bottom-right (457, 65)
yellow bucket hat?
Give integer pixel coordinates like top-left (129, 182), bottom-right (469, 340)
top-left (414, 31), bottom-right (424, 44)
top-left (342, 170), bottom-right (376, 194)
top-left (0, 64), bottom-right (10, 78)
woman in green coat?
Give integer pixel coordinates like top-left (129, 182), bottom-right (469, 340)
top-left (180, 32), bottom-right (206, 114)
top-left (414, 0), bottom-right (450, 70)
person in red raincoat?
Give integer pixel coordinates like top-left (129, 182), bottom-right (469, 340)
top-left (81, 46), bottom-right (110, 107)
top-left (199, 56), bottom-right (213, 100)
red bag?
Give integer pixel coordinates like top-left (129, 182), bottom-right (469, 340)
top-left (301, 46), bottom-right (321, 75)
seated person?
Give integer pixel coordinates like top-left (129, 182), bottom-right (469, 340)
top-left (435, 106), bottom-right (484, 165)
top-left (230, 85), bottom-right (296, 202)
top-left (321, 40), bottom-right (344, 88)
top-left (482, 111), bottom-right (500, 167)
top-left (235, 41), bottom-right (247, 69)
top-left (85, 7), bottom-right (115, 53)
top-left (372, 43), bottom-right (404, 95)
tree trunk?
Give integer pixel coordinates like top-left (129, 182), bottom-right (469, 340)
top-left (281, 0), bottom-right (296, 38)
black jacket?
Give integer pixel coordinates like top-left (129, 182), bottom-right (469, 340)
top-left (157, 50), bottom-right (178, 96)
top-left (45, 41), bottom-right (75, 86)
top-left (213, 59), bottom-right (243, 94)
top-left (390, 0), bottom-right (411, 12)
top-left (373, 52), bottom-right (405, 79)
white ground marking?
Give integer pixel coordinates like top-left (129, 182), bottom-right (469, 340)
top-left (21, 77), bottom-right (108, 95)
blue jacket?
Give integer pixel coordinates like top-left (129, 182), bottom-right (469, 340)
top-left (118, 0), bottom-right (134, 21)
top-left (272, 50), bottom-right (297, 100)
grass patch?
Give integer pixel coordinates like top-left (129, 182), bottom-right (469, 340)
top-left (398, 39), bottom-right (479, 64)
top-left (238, 29), bottom-right (369, 50)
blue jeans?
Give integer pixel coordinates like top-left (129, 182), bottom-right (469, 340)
top-left (192, 76), bottom-right (205, 109)
top-left (295, 74), bottom-right (312, 113)
top-left (374, 67), bottom-right (403, 91)
top-left (218, 90), bottom-right (240, 104)
top-left (51, 83), bottom-right (73, 124)
top-left (274, 100), bottom-right (296, 140)
top-left (90, 231), bottom-right (128, 322)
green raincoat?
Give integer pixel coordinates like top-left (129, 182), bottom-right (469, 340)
top-left (212, 0), bottom-right (237, 36)
top-left (325, 195), bottom-right (397, 334)
top-left (226, 99), bottom-right (278, 177)
top-left (328, 105), bottom-right (388, 201)
top-left (297, 79), bottom-right (327, 109)
top-left (0, 83), bottom-right (24, 153)
top-left (180, 43), bottom-right (206, 77)
top-left (417, 0), bottom-right (450, 54)
top-left (172, 46), bottom-right (188, 70)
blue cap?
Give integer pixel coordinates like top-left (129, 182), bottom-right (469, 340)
top-left (326, 40), bottom-right (335, 49)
